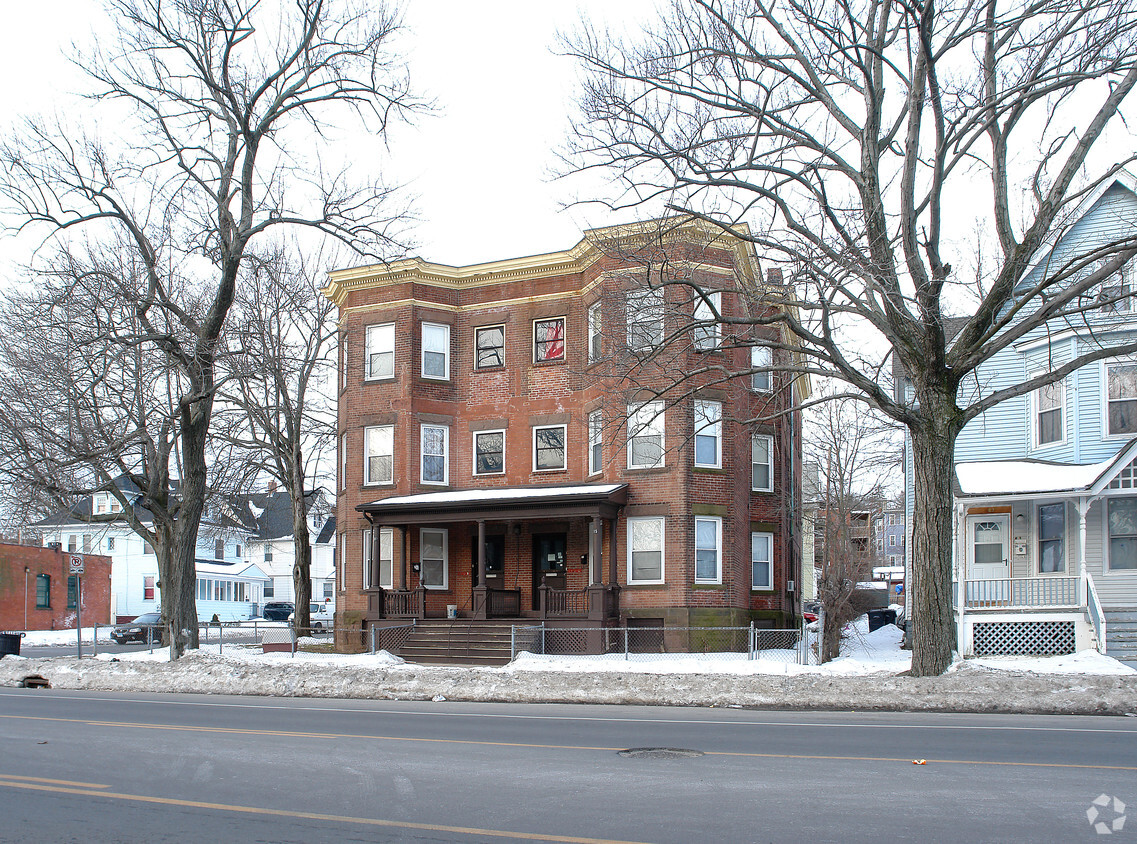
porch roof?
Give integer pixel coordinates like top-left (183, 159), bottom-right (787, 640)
top-left (357, 483), bottom-right (630, 525)
top-left (955, 438), bottom-right (1137, 499)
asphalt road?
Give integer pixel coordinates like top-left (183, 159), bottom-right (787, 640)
top-left (0, 690), bottom-right (1134, 843)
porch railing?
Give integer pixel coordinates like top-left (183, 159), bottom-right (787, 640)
top-left (486, 588), bottom-right (521, 618)
top-left (382, 587), bottom-right (424, 618)
top-left (1083, 567), bottom-right (1107, 653)
top-left (544, 586), bottom-right (588, 617)
top-left (539, 584), bottom-right (621, 620)
top-left (961, 576), bottom-right (1080, 609)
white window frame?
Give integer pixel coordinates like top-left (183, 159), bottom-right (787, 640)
top-left (421, 322), bottom-right (451, 380)
top-left (693, 291), bottom-right (721, 351)
top-left (588, 301), bottom-right (602, 362)
top-left (1096, 259), bottom-right (1134, 315)
top-left (751, 345), bottom-right (772, 391)
top-left (362, 528), bottom-right (374, 590)
top-left (1104, 359), bottom-right (1137, 439)
top-left (533, 424), bottom-right (567, 472)
top-left (378, 527), bottom-right (394, 589)
top-left (588, 410), bottom-right (602, 476)
top-left (420, 424), bottom-right (449, 485)
top-left (751, 531), bottom-right (773, 590)
top-left (752, 434), bottom-right (774, 492)
top-left (694, 400), bottom-right (722, 469)
top-left (474, 324), bottom-right (505, 370)
top-left (627, 401), bottom-right (665, 469)
top-left (340, 433), bottom-right (347, 491)
top-left (473, 429), bottom-right (506, 476)
top-left (364, 424), bottom-right (394, 486)
top-left (365, 323), bottom-right (395, 381)
top-left (1031, 372), bottom-right (1065, 449)
top-left (627, 288), bottom-right (665, 351)
top-left (694, 516), bottom-right (722, 584)
top-left (1036, 501), bottom-right (1067, 574)
top-left (340, 333), bottom-right (348, 391)
top-left (627, 516), bottom-right (665, 585)
top-left (420, 527), bottom-right (448, 589)
top-left (533, 316), bottom-right (566, 363)
top-left (1105, 496), bottom-right (1137, 572)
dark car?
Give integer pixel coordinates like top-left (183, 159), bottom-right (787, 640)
top-left (262, 602), bottom-right (294, 621)
top-left (111, 612), bottom-right (163, 644)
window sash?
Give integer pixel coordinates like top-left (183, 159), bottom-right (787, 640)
top-left (694, 400), bottom-right (721, 468)
top-left (588, 303), bottom-right (602, 362)
top-left (534, 425), bottom-right (566, 471)
top-left (365, 425), bottom-right (394, 485)
top-left (420, 528), bottom-right (448, 589)
top-left (534, 318), bottom-right (565, 362)
top-left (752, 434), bottom-right (773, 491)
top-left (143, 576), bottom-right (155, 601)
top-left (1108, 363), bottom-right (1137, 435)
top-left (693, 291), bottom-right (720, 350)
top-left (751, 532), bottom-right (773, 590)
top-left (421, 425), bottom-right (449, 485)
top-left (628, 517), bottom-right (664, 583)
top-left (67, 575), bottom-right (78, 609)
top-left (365, 323), bottom-right (395, 380)
top-left (627, 290), bottom-right (664, 350)
top-left (474, 430), bottom-right (505, 475)
top-left (588, 411), bottom-right (602, 475)
top-left (627, 402), bottom-right (664, 468)
top-left (1034, 378), bottom-right (1063, 446)
top-left (378, 527), bottom-right (394, 589)
top-left (1108, 498), bottom-right (1137, 570)
top-left (475, 326), bottom-right (505, 369)
top-left (35, 573), bottom-right (50, 608)
top-left (362, 528), bottom-right (374, 590)
top-left (1038, 503), bottom-right (1065, 573)
top-left (751, 345), bottom-right (772, 391)
top-left (421, 322), bottom-right (450, 379)
top-left (694, 517), bottom-right (721, 583)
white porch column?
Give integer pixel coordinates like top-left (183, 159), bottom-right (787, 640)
top-left (1076, 497), bottom-right (1090, 605)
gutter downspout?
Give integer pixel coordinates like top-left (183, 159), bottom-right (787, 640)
top-left (24, 566), bottom-right (30, 629)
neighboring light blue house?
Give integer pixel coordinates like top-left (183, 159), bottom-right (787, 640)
top-left (905, 173), bottom-right (1137, 663)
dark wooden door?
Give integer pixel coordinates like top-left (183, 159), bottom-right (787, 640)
top-left (471, 533), bottom-right (505, 594)
top-left (532, 533), bottom-right (566, 610)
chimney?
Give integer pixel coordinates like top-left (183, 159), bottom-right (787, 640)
top-left (267, 480), bottom-right (277, 493)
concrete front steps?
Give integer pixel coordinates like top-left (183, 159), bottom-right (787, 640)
top-left (394, 619), bottom-right (520, 666)
top-left (1104, 611), bottom-right (1137, 668)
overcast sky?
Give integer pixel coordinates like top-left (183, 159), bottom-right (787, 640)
top-left (0, 0), bottom-right (658, 275)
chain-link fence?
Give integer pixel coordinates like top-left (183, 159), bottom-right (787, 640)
top-left (512, 622), bottom-right (820, 665)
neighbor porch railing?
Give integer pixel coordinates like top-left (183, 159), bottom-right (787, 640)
top-left (539, 584), bottom-right (621, 620)
top-left (486, 587), bottom-right (521, 618)
top-left (961, 576), bottom-right (1080, 609)
top-left (381, 587), bottom-right (425, 618)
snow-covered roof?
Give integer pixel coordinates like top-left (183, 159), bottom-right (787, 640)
top-left (955, 439), bottom-right (1137, 498)
top-left (361, 484), bottom-right (627, 509)
top-left (194, 560), bottom-right (269, 579)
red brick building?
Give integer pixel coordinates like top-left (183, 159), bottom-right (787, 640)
top-left (0, 543), bottom-right (113, 631)
top-left (323, 219), bottom-right (806, 643)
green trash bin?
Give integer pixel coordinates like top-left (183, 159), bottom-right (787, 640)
top-left (0, 632), bottom-right (23, 657)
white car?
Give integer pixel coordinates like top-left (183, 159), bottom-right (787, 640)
top-left (288, 601), bottom-right (334, 630)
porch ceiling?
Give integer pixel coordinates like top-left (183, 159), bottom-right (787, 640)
top-left (357, 483), bottom-right (629, 526)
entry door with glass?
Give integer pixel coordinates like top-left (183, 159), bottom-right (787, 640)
top-left (532, 533), bottom-right (566, 610)
top-left (966, 514), bottom-right (1010, 604)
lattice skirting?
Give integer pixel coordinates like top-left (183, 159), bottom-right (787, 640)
top-left (972, 620), bottom-right (1076, 656)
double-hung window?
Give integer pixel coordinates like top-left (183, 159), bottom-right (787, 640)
top-left (340, 334), bottom-right (348, 390)
top-left (1038, 502), bottom-right (1066, 573)
top-left (378, 527), bottom-right (394, 588)
top-left (1108, 498), bottom-right (1137, 570)
top-left (420, 528), bottom-right (448, 589)
top-left (1106, 362), bottom-right (1137, 436)
top-left (752, 434), bottom-right (773, 491)
top-left (627, 289), bottom-right (665, 351)
top-left (35, 573), bottom-right (50, 608)
top-left (694, 517), bottom-right (722, 583)
top-left (588, 302), bottom-right (602, 362)
top-left (421, 322), bottom-right (450, 380)
top-left (143, 576), bottom-right (155, 601)
top-left (474, 430), bottom-right (505, 476)
top-left (693, 291), bottom-right (720, 351)
top-left (628, 517), bottom-right (664, 584)
top-left (627, 401), bottom-right (664, 468)
top-left (340, 433), bottom-right (347, 490)
top-left (751, 532), bottom-right (773, 590)
top-left (588, 411), bottom-right (602, 475)
top-left (365, 323), bottom-right (394, 380)
top-left (365, 425), bottom-right (394, 485)
top-left (694, 400), bottom-right (721, 468)
top-left (421, 424), bottom-right (449, 485)
top-left (1033, 376), bottom-right (1064, 446)
top-left (751, 345), bottom-right (772, 391)
top-left (533, 425), bottom-right (567, 471)
top-left (534, 317), bottom-right (565, 362)
top-left (67, 576), bottom-right (78, 609)
top-left (475, 325), bottom-right (505, 369)
top-left (215, 538), bottom-right (225, 560)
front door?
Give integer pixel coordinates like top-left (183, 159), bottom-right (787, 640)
top-left (471, 534), bottom-right (505, 593)
top-left (532, 533), bottom-right (566, 611)
top-left (966, 514), bottom-right (1010, 604)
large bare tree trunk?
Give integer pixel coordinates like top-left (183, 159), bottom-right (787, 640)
top-left (908, 401), bottom-right (961, 676)
top-left (290, 451), bottom-right (313, 634)
top-left (167, 397), bottom-right (212, 657)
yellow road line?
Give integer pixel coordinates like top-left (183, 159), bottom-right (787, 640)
top-left (0, 773), bottom-right (110, 789)
top-left (0, 779), bottom-right (651, 844)
top-left (4, 712), bottom-right (1136, 771)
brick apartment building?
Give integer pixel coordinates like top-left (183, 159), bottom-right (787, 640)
top-left (323, 218), bottom-right (807, 645)
top-left (0, 542), bottom-right (113, 631)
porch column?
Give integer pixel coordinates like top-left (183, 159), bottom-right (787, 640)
top-left (1076, 497), bottom-right (1090, 603)
top-left (590, 516), bottom-right (601, 586)
top-left (473, 519), bottom-right (488, 620)
top-left (395, 525), bottom-right (407, 592)
top-left (608, 518), bottom-right (618, 586)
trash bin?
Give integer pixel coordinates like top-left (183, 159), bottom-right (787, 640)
top-left (0, 632), bottom-right (23, 658)
top-left (867, 609), bottom-right (897, 632)
top-left (446, 605), bottom-right (458, 619)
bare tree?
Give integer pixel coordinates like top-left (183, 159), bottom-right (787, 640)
top-left (565, 0), bottom-right (1137, 674)
top-left (0, 0), bottom-right (420, 656)
top-left (218, 243), bottom-right (337, 634)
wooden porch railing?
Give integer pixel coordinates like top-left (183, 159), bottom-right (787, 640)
top-left (961, 576), bottom-right (1080, 609)
top-left (486, 588), bottom-right (521, 618)
top-left (381, 587), bottom-right (425, 618)
top-left (539, 583), bottom-right (621, 620)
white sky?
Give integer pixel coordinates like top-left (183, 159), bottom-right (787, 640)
top-left (0, 0), bottom-right (658, 275)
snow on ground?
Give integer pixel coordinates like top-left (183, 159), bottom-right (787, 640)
top-left (3, 621), bottom-right (1135, 714)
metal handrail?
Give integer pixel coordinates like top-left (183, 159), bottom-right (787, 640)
top-left (1084, 568), bottom-right (1108, 653)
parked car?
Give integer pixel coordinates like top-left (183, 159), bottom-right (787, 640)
top-left (111, 612), bottom-right (163, 644)
top-left (262, 602), bottom-right (294, 621)
top-left (289, 602), bottom-right (334, 630)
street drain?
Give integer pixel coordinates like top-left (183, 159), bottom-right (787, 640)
top-left (20, 675), bottom-right (50, 689)
top-left (618, 747), bottom-right (704, 759)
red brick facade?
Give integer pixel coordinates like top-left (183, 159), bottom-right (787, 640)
top-left (0, 543), bottom-right (113, 631)
top-left (325, 220), bottom-right (805, 634)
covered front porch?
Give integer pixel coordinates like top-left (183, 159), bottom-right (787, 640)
top-left (357, 483), bottom-right (629, 623)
